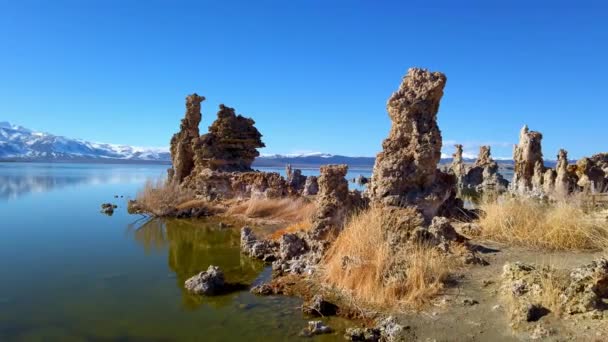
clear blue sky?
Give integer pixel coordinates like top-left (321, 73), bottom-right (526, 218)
top-left (1, 0), bottom-right (606, 159)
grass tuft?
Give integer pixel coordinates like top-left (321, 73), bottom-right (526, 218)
top-left (476, 196), bottom-right (608, 250)
top-left (322, 207), bottom-right (456, 310)
top-left (135, 178), bottom-right (195, 216)
top-left (227, 198), bottom-right (315, 223)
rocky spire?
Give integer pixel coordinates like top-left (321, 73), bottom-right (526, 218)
top-left (192, 104), bottom-right (265, 172)
top-left (475, 146), bottom-right (493, 167)
top-left (554, 149), bottom-right (572, 195)
top-left (368, 68), bottom-right (455, 219)
top-left (310, 164), bottom-right (350, 239)
top-left (451, 144), bottom-right (466, 187)
top-left (169, 93), bottom-right (205, 183)
top-left (512, 125), bottom-right (544, 193)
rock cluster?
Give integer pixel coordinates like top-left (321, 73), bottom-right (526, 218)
top-left (501, 258), bottom-right (608, 323)
top-left (286, 164), bottom-right (308, 194)
top-left (191, 104), bottom-right (265, 173)
top-left (451, 145), bottom-right (509, 192)
top-left (240, 164), bottom-right (364, 276)
top-left (185, 169), bottom-right (288, 201)
top-left (184, 265), bottom-right (225, 295)
top-left (169, 94), bottom-right (205, 183)
top-left (368, 68), bottom-right (458, 219)
top-left (512, 125), bottom-right (544, 193)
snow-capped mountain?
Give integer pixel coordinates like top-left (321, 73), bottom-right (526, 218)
top-left (0, 122), bottom-right (170, 162)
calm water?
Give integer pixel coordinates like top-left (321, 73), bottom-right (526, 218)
top-left (0, 163), bottom-right (354, 342)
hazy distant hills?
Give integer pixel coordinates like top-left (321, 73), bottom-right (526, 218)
top-left (0, 122), bottom-right (528, 168)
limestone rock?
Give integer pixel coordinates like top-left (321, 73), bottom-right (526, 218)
top-left (531, 160), bottom-right (545, 192)
top-left (368, 68), bottom-right (455, 219)
top-left (555, 149), bottom-right (576, 195)
top-left (185, 170), bottom-right (288, 201)
top-left (450, 144), bottom-right (466, 188)
top-left (184, 265), bottom-right (225, 295)
top-left (286, 164), bottom-right (308, 193)
top-left (240, 227), bottom-right (277, 262)
top-left (464, 146), bottom-right (509, 192)
top-left (302, 176), bottom-right (319, 196)
top-left (543, 169), bottom-right (556, 194)
top-left (562, 257), bottom-right (608, 314)
top-left (278, 233), bottom-right (309, 260)
top-left (310, 164), bottom-right (350, 239)
top-left (300, 321), bottom-right (333, 337)
top-left (576, 157), bottom-right (607, 192)
top-left (512, 125), bottom-right (544, 193)
top-left (169, 93), bottom-right (205, 183)
top-left (192, 104), bottom-right (264, 172)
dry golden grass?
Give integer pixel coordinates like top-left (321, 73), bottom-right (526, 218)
top-left (227, 197), bottom-right (316, 223)
top-left (136, 178), bottom-right (195, 216)
top-left (476, 196), bottom-right (608, 250)
top-left (269, 218), bottom-right (313, 240)
top-left (322, 207), bottom-right (456, 310)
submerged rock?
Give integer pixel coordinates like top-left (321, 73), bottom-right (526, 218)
top-left (100, 203), bottom-right (117, 215)
top-left (368, 68), bottom-right (457, 220)
top-left (302, 294), bottom-right (338, 317)
top-left (184, 265), bottom-right (225, 295)
top-left (300, 320), bottom-right (333, 337)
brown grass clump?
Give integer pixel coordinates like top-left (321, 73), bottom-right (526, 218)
top-left (322, 207), bottom-right (456, 310)
top-left (136, 178), bottom-right (195, 216)
top-left (269, 218), bottom-right (313, 240)
top-left (476, 196), bottom-right (608, 250)
top-left (227, 197), bottom-right (316, 223)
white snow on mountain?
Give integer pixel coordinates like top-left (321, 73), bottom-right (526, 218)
top-left (0, 122), bottom-right (170, 161)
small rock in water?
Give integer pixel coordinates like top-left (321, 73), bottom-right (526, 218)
top-left (300, 320), bottom-right (333, 337)
top-left (302, 294), bottom-right (338, 316)
top-left (100, 203), bottom-right (117, 215)
top-left (184, 265), bottom-right (225, 295)
top-left (344, 327), bottom-right (381, 341)
top-left (250, 283), bottom-right (276, 296)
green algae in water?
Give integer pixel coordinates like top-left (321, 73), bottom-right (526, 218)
top-left (0, 163), bottom-right (353, 341)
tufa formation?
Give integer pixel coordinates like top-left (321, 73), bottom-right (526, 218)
top-left (169, 94), bottom-right (205, 183)
top-left (512, 125), bottom-right (544, 193)
top-left (368, 68), bottom-right (457, 219)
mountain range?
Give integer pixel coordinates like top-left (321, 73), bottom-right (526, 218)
top-left (0, 122), bottom-right (521, 168)
top-left (0, 122), bottom-right (170, 163)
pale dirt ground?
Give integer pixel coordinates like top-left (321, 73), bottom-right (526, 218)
top-left (392, 238), bottom-right (607, 341)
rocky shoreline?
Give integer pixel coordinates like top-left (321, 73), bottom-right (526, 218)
top-left (126, 67), bottom-right (608, 341)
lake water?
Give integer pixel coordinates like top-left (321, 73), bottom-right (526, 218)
top-left (0, 163), bottom-right (357, 342)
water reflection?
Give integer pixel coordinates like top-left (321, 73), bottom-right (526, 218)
top-left (128, 218), bottom-right (264, 310)
top-left (0, 163), bottom-right (164, 200)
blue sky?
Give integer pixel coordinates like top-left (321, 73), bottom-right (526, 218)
top-left (0, 0), bottom-right (606, 159)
